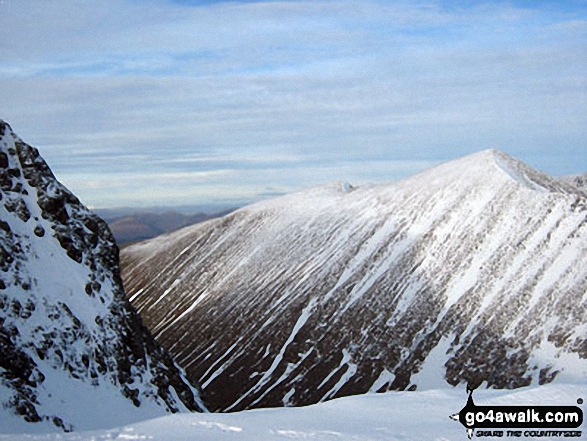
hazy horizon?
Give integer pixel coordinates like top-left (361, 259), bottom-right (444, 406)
top-left (1, 0), bottom-right (586, 209)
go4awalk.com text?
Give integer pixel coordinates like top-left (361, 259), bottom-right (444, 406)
top-left (450, 390), bottom-right (583, 439)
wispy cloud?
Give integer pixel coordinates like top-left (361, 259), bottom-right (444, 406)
top-left (0, 0), bottom-right (585, 207)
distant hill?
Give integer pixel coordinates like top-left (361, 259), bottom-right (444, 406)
top-left (99, 209), bottom-right (236, 246)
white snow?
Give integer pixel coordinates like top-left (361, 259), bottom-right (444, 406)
top-left (325, 366), bottom-right (358, 403)
top-left (320, 349), bottom-right (358, 402)
top-left (200, 338), bottom-right (243, 387)
top-left (8, 358), bottom-right (169, 433)
top-left (410, 335), bottom-right (453, 390)
top-left (128, 288), bottom-right (144, 303)
top-left (226, 299), bottom-right (318, 411)
top-left (492, 151), bottom-right (548, 192)
top-left (369, 369), bottom-right (395, 393)
top-left (526, 339), bottom-right (587, 385)
top-left (151, 278), bottom-right (181, 307)
top-left (1, 383), bottom-right (583, 440)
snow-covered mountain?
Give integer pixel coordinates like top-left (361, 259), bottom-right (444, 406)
top-left (122, 149), bottom-right (587, 413)
top-left (0, 121), bottom-right (205, 433)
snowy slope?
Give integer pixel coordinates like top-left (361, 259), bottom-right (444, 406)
top-left (562, 173), bottom-right (587, 191)
top-left (0, 121), bottom-right (205, 433)
top-left (1, 382), bottom-right (583, 440)
top-left (122, 149), bottom-right (587, 412)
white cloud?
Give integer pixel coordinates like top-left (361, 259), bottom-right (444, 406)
top-left (58, 158), bottom-right (436, 208)
top-left (0, 0), bottom-right (585, 207)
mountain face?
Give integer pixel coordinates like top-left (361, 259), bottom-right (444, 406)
top-left (122, 149), bottom-right (587, 412)
top-left (0, 121), bottom-right (205, 432)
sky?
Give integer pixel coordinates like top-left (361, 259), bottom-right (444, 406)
top-left (1, 0), bottom-right (586, 209)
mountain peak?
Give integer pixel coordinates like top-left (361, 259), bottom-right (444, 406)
top-left (122, 146), bottom-right (587, 412)
top-left (487, 149), bottom-right (583, 194)
top-left (0, 120), bottom-right (18, 141)
top-left (406, 149), bottom-right (581, 196)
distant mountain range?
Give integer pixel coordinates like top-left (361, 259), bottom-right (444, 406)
top-left (122, 149), bottom-right (587, 412)
top-left (0, 121), bottom-right (205, 432)
top-left (98, 209), bottom-right (235, 247)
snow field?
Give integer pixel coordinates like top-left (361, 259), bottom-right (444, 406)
top-left (1, 383), bottom-right (584, 440)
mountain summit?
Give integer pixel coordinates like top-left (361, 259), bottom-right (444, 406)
top-left (0, 121), bottom-right (205, 432)
top-left (122, 148), bottom-right (586, 412)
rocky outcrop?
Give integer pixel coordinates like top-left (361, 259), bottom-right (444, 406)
top-left (0, 121), bottom-right (205, 432)
top-left (562, 173), bottom-right (587, 191)
top-left (122, 149), bottom-right (587, 412)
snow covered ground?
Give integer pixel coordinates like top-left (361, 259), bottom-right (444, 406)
top-left (1, 383), bottom-right (584, 440)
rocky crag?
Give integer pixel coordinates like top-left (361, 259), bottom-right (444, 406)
top-left (0, 121), bottom-right (205, 432)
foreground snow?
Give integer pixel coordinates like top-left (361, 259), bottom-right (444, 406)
top-left (2, 383), bottom-right (584, 440)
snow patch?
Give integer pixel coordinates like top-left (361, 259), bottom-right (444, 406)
top-left (320, 350), bottom-right (358, 402)
top-left (410, 335), bottom-right (452, 390)
top-left (368, 369), bottom-right (395, 393)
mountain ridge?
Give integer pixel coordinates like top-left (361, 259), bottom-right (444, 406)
top-left (388, 149), bottom-right (581, 196)
top-left (122, 148), bottom-right (586, 412)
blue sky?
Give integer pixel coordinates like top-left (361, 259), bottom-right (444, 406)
top-left (1, 0), bottom-right (586, 208)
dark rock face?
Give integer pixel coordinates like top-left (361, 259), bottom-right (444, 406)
top-left (122, 150), bottom-right (586, 412)
top-left (0, 121), bottom-right (204, 431)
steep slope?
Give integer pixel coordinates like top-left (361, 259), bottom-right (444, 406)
top-left (0, 121), bottom-right (205, 433)
top-left (122, 149), bottom-right (587, 412)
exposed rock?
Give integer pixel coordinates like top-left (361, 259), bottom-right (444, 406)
top-left (0, 120), bottom-right (205, 432)
top-left (122, 149), bottom-right (586, 412)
